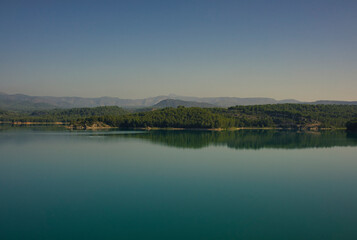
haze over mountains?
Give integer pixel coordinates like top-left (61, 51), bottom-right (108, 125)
top-left (0, 92), bottom-right (356, 111)
top-left (153, 99), bottom-right (216, 108)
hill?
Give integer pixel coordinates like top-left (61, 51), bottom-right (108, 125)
top-left (0, 106), bottom-right (128, 123)
top-left (71, 104), bottom-right (357, 129)
top-left (1, 92), bottom-right (357, 111)
top-left (153, 99), bottom-right (216, 108)
top-left (0, 92), bottom-right (302, 110)
top-left (0, 92), bottom-right (168, 111)
top-left (310, 100), bottom-right (357, 105)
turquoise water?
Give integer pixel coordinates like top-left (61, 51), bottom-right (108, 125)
top-left (1, 128), bottom-right (357, 239)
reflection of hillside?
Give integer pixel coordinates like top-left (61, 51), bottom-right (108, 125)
top-left (1, 127), bottom-right (357, 150)
top-left (117, 130), bottom-right (357, 150)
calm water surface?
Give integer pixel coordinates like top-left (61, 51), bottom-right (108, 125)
top-left (1, 127), bottom-right (357, 240)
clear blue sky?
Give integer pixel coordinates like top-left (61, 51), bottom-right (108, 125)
top-left (1, 0), bottom-right (356, 100)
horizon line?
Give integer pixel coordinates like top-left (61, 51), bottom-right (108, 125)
top-left (1, 91), bottom-right (357, 102)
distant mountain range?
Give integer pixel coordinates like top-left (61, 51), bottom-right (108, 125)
top-left (153, 99), bottom-right (216, 108)
top-left (0, 92), bottom-right (356, 111)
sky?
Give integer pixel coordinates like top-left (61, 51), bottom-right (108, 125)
top-left (0, 0), bottom-right (356, 101)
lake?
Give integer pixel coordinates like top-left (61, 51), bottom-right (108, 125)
top-left (1, 127), bottom-right (357, 240)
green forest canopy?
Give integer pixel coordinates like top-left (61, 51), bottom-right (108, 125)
top-left (74, 104), bottom-right (357, 129)
top-left (1, 104), bottom-right (357, 129)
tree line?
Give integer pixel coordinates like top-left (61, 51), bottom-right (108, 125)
top-left (0, 106), bottom-right (128, 122)
top-left (1, 104), bottom-right (357, 129)
top-left (72, 104), bottom-right (357, 129)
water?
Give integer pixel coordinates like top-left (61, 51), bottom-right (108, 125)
top-left (1, 127), bottom-right (357, 240)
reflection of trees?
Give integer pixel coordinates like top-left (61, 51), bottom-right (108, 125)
top-left (115, 130), bottom-right (357, 150)
top-left (346, 132), bottom-right (357, 143)
top-left (1, 128), bottom-right (357, 150)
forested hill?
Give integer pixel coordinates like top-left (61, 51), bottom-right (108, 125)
top-left (217, 104), bottom-right (357, 128)
top-left (72, 104), bottom-right (357, 129)
top-left (0, 106), bottom-right (128, 123)
top-left (2, 104), bottom-right (357, 129)
top-left (30, 106), bottom-right (128, 117)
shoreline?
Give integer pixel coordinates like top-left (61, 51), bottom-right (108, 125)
top-left (67, 126), bottom-right (345, 131)
top-left (0, 122), bottom-right (346, 131)
top-left (0, 121), bottom-right (66, 125)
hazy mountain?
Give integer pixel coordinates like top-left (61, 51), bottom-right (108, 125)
top-left (166, 94), bottom-right (302, 106)
top-left (153, 99), bottom-right (216, 108)
top-left (0, 93), bottom-right (57, 111)
top-left (0, 93), bottom-right (168, 111)
top-left (165, 94), bottom-right (275, 106)
top-left (0, 92), bottom-right (356, 111)
top-left (310, 100), bottom-right (357, 105)
top-left (278, 99), bottom-right (302, 104)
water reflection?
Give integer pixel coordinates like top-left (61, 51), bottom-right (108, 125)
top-left (91, 130), bottom-right (357, 150)
top-left (1, 126), bottom-right (357, 150)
